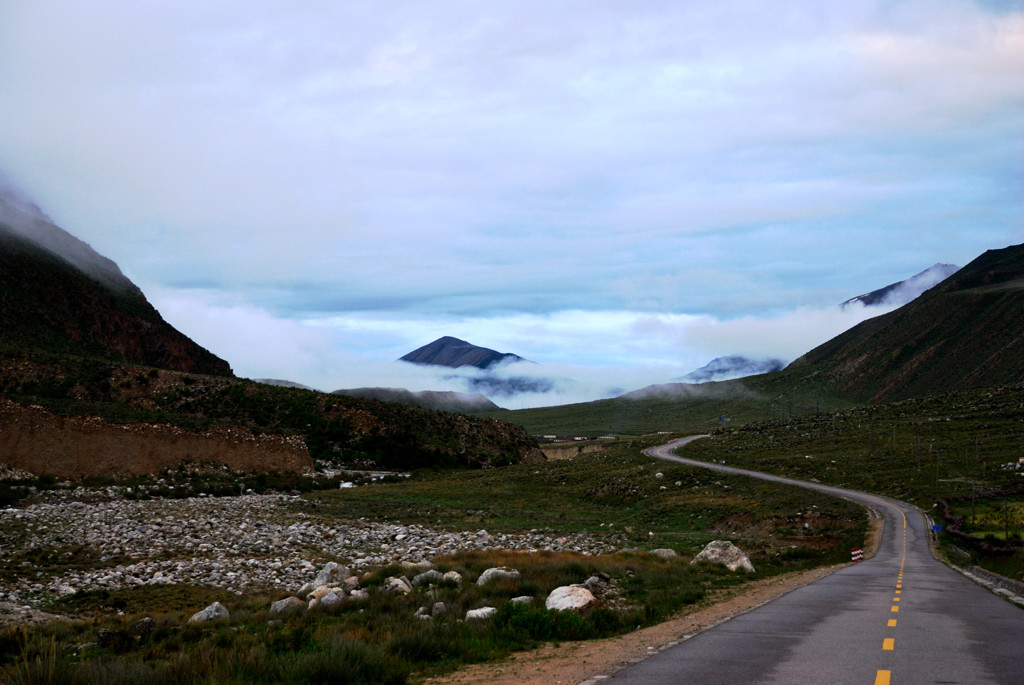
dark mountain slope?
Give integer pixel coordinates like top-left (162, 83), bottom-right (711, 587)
top-left (400, 336), bottom-right (524, 369)
top-left (0, 197), bottom-right (231, 376)
top-left (791, 243), bottom-right (1024, 402)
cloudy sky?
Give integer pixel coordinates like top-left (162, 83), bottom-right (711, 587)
top-left (0, 1), bottom-right (1021, 406)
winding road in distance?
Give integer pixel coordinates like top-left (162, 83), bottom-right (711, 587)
top-left (606, 436), bottom-right (1024, 685)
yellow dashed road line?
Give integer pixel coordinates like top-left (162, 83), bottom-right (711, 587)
top-left (874, 510), bottom-right (908, 683)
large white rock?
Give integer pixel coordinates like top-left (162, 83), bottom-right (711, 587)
top-left (188, 601), bottom-right (229, 623)
top-left (412, 569), bottom-right (444, 587)
top-left (382, 576), bottom-right (413, 595)
top-left (650, 548), bottom-right (678, 559)
top-left (307, 586), bottom-right (337, 601)
top-left (545, 586), bottom-right (595, 611)
top-left (465, 606), bottom-right (497, 621)
top-left (690, 540), bottom-right (755, 573)
top-left (319, 592), bottom-right (342, 610)
top-left (313, 561), bottom-right (349, 589)
top-left (269, 596), bottom-right (306, 616)
top-left (476, 567), bottom-right (520, 586)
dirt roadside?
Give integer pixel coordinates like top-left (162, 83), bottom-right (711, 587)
top-left (424, 516), bottom-right (884, 685)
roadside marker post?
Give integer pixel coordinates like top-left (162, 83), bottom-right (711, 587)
top-left (851, 548), bottom-right (863, 562)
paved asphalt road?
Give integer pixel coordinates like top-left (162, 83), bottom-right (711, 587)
top-left (606, 437), bottom-right (1024, 685)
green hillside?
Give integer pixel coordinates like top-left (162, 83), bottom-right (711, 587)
top-left (481, 371), bottom-right (857, 437)
top-left (792, 242), bottom-right (1024, 402)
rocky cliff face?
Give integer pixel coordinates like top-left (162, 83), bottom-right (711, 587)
top-left (0, 398), bottom-right (312, 478)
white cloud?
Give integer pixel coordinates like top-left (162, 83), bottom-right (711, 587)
top-left (1, 1), bottom-right (1021, 395)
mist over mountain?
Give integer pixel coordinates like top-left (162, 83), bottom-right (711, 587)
top-left (0, 177), bottom-right (144, 298)
top-left (254, 379), bottom-right (316, 391)
top-left (840, 263), bottom-right (960, 310)
top-left (332, 387), bottom-right (499, 412)
top-left (0, 176), bottom-right (232, 375)
top-left (680, 355), bottom-right (787, 383)
top-left (462, 374), bottom-right (555, 398)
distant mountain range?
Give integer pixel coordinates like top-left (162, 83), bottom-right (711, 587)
top-left (399, 336), bottom-right (525, 369)
top-left (840, 263), bottom-right (960, 310)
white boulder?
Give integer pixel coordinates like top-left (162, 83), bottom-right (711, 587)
top-left (319, 592), bottom-right (342, 610)
top-left (691, 540), bottom-right (755, 573)
top-left (382, 576), bottom-right (413, 595)
top-left (466, 607), bottom-right (497, 621)
top-left (269, 596), bottom-right (306, 616)
top-left (313, 561), bottom-right (349, 589)
top-left (477, 567), bottom-right (520, 586)
top-left (412, 569), bottom-right (444, 587)
top-left (545, 586), bottom-right (595, 611)
top-left (188, 601), bottom-right (229, 623)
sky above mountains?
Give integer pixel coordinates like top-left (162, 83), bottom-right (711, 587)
top-left (0, 1), bottom-right (1021, 405)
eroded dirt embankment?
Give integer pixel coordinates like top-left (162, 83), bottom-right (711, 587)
top-left (0, 398), bottom-right (312, 477)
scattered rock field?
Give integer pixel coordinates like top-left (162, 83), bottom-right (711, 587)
top-left (0, 491), bottom-right (616, 620)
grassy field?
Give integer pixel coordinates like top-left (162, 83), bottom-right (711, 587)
top-left (671, 383), bottom-right (1024, 580)
top-left (7, 380), bottom-right (1022, 682)
top-left (311, 433), bottom-right (866, 559)
top-left (478, 371), bottom-right (858, 437)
